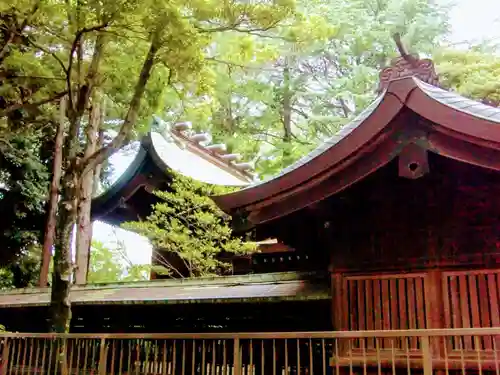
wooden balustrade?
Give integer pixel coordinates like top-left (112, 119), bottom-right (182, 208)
top-left (1, 328), bottom-right (499, 375)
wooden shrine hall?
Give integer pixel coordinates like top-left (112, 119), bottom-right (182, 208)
top-left (210, 53), bottom-right (500, 369)
top-left (0, 116), bottom-right (330, 334)
top-left (1, 51), bottom-right (500, 374)
top-left (90, 121), bottom-right (312, 280)
top-left (213, 54), bottom-right (500, 334)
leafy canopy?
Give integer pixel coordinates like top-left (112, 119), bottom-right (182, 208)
top-left (123, 172), bottom-right (257, 278)
top-left (87, 241), bottom-right (149, 283)
top-left (434, 47), bottom-right (500, 105)
top-left (158, 0), bottom-right (452, 178)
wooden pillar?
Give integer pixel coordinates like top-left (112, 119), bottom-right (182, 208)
top-left (425, 219), bottom-right (446, 357)
top-left (330, 272), bottom-right (346, 331)
top-left (425, 270), bottom-right (445, 329)
top-left (330, 271), bottom-right (349, 370)
top-left (425, 269), bottom-right (445, 358)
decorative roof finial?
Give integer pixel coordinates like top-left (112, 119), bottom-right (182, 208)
top-left (377, 33), bottom-right (439, 93)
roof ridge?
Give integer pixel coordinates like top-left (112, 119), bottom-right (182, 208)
top-left (0, 271), bottom-right (325, 296)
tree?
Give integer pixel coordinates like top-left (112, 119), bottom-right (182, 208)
top-left (434, 46), bottom-right (500, 105)
top-left (158, 0), bottom-right (451, 178)
top-left (0, 244), bottom-right (42, 289)
top-left (124, 172), bottom-right (257, 278)
top-left (87, 240), bottom-right (149, 283)
top-left (0, 128), bottom-right (50, 266)
top-left (1, 0), bottom-right (294, 332)
top-left (0, 0), bottom-right (470, 335)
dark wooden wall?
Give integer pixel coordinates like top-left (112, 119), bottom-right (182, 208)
top-left (311, 153), bottom-right (500, 348)
top-left (324, 154), bottom-right (500, 271)
top-left (0, 300), bottom-right (332, 333)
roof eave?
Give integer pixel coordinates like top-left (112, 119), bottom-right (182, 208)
top-left (212, 89), bottom-right (407, 215)
top-left (215, 77), bottom-right (500, 224)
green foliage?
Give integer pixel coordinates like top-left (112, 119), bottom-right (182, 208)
top-left (124, 172), bottom-right (257, 277)
top-left (87, 241), bottom-right (149, 283)
top-left (0, 244), bottom-right (41, 289)
top-left (434, 47), bottom-right (500, 104)
top-left (0, 0), bottom-right (295, 332)
top-left (1, 0), bottom-right (497, 310)
top-left (159, 0), bottom-right (451, 178)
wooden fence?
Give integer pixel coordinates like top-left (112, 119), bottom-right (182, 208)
top-left (1, 328), bottom-right (499, 375)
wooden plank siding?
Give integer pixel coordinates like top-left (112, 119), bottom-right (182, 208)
top-left (442, 269), bottom-right (500, 351)
top-left (334, 268), bottom-right (500, 357)
top-left (343, 273), bottom-right (428, 351)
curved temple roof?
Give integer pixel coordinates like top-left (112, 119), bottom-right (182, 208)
top-left (91, 122), bottom-right (254, 225)
top-left (149, 130), bottom-right (254, 187)
top-left (212, 56), bottom-right (500, 225)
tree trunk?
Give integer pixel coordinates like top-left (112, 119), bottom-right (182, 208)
top-left (93, 129), bottom-right (105, 196)
top-left (50, 167), bottom-right (78, 333)
top-left (74, 99), bottom-right (101, 284)
top-left (50, 30), bottom-right (160, 334)
top-left (39, 98), bottom-right (66, 287)
top-left (48, 29), bottom-right (107, 333)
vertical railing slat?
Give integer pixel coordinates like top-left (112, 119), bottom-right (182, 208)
top-left (233, 338), bottom-right (241, 375)
top-left (415, 277), bottom-right (426, 330)
top-left (98, 337), bottom-right (107, 375)
top-left (488, 273), bottom-right (500, 326)
top-left (0, 337), bottom-right (8, 375)
top-left (421, 336), bottom-right (432, 375)
top-left (407, 278), bottom-right (417, 349)
top-left (365, 280), bottom-right (374, 349)
top-left (382, 279), bottom-right (391, 348)
top-left (477, 273), bottom-right (492, 349)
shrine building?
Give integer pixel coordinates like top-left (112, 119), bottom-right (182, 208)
top-left (1, 51), bottom-right (500, 375)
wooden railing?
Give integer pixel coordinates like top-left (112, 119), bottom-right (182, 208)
top-left (1, 328), bottom-right (499, 374)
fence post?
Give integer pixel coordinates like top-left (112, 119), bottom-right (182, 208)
top-left (98, 338), bottom-right (108, 375)
top-left (233, 338), bottom-right (241, 375)
top-left (421, 336), bottom-right (432, 375)
top-left (0, 337), bottom-right (9, 375)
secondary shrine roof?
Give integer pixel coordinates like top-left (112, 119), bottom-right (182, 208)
top-left (91, 119), bottom-right (255, 225)
top-left (212, 55), bottom-right (500, 225)
top-left (0, 272), bottom-right (328, 308)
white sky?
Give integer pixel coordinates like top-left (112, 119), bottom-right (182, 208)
top-left (447, 0), bottom-right (500, 45)
top-left (91, 0), bottom-right (500, 270)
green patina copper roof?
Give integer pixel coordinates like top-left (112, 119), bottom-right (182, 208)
top-left (0, 271), bottom-right (329, 308)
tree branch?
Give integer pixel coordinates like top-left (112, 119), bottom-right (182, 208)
top-left (80, 31), bottom-right (161, 177)
top-left (67, 23), bottom-right (110, 110)
top-left (0, 31), bottom-right (16, 63)
top-left (291, 106), bottom-right (309, 119)
top-left (26, 38), bottom-right (68, 74)
top-left (0, 0), bottom-right (41, 61)
top-left (153, 251), bottom-right (185, 278)
top-left (5, 75), bottom-right (67, 81)
top-left (0, 90), bottom-right (68, 118)
top-left (195, 21), bottom-right (281, 35)
top-left (206, 57), bottom-right (278, 72)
